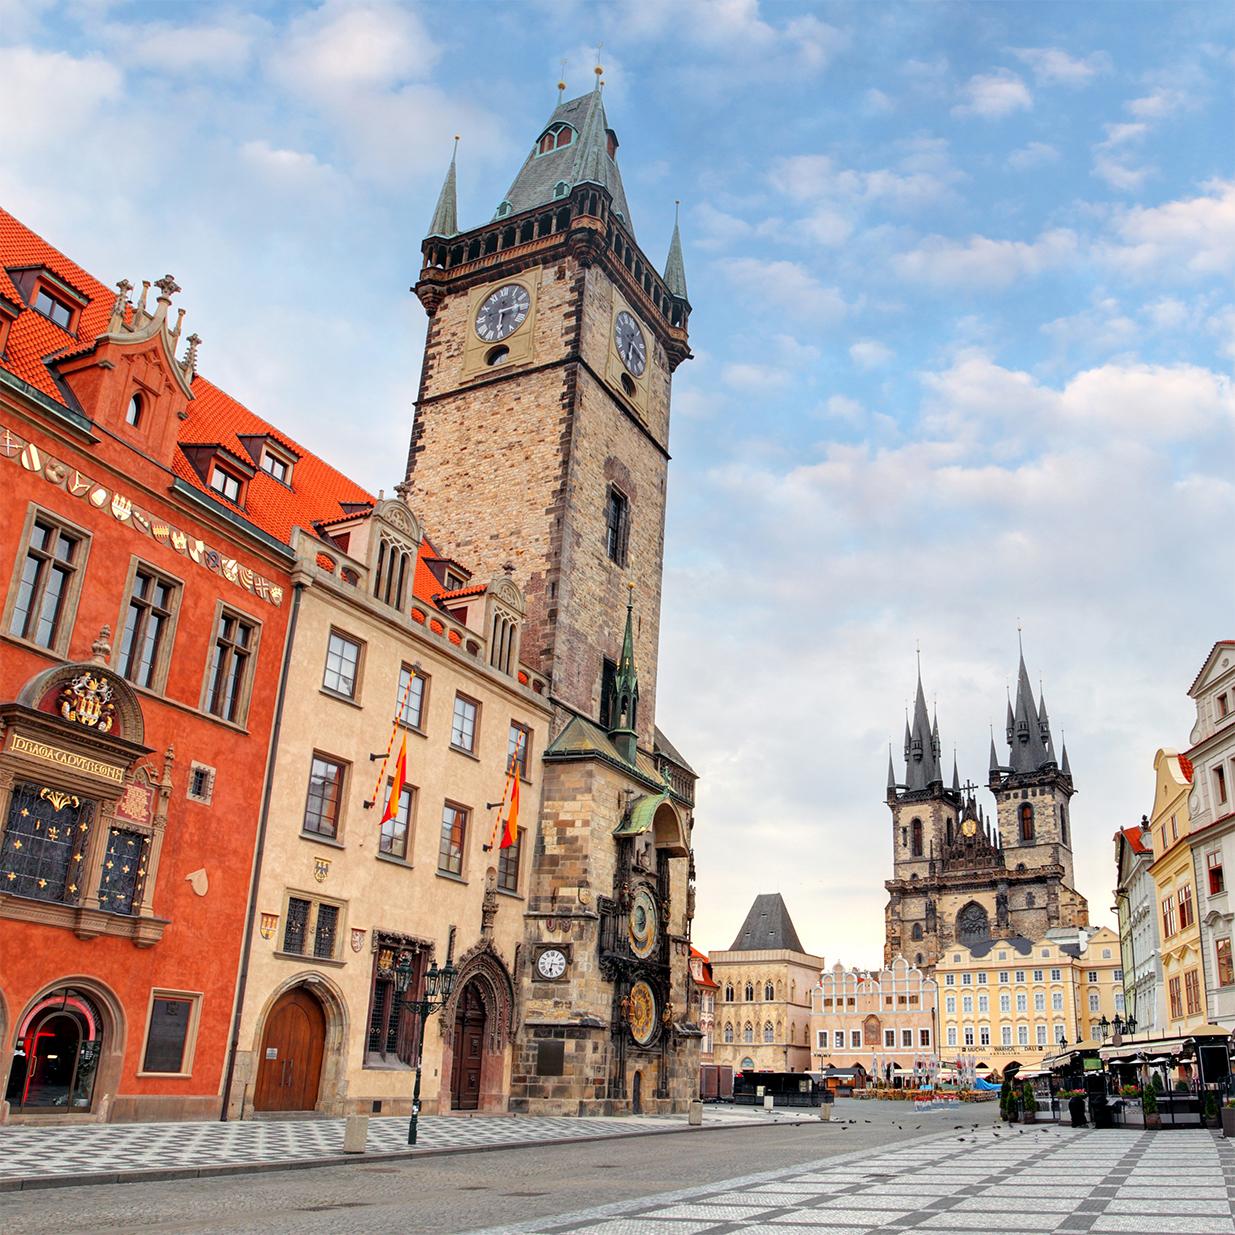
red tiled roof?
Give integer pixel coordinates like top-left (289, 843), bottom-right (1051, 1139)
top-left (1178, 753), bottom-right (1194, 783)
top-left (437, 584), bottom-right (488, 601)
top-left (1120, 825), bottom-right (1149, 855)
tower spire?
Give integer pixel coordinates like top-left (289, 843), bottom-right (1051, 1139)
top-left (663, 200), bottom-right (688, 300)
top-left (609, 583), bottom-right (640, 764)
top-left (427, 136), bottom-right (459, 239)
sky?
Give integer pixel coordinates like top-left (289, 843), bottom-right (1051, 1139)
top-left (4, 0), bottom-right (1233, 967)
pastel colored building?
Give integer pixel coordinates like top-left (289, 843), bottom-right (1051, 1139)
top-left (1114, 819), bottom-right (1162, 1037)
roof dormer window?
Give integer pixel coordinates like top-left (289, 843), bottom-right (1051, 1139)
top-left (32, 286), bottom-right (75, 331)
top-left (553, 180), bottom-right (571, 200)
top-left (495, 200), bottom-right (513, 219)
top-left (536, 124), bottom-right (575, 156)
top-left (444, 570), bottom-right (466, 591)
top-left (260, 446), bottom-right (293, 486)
top-left (209, 465), bottom-right (243, 504)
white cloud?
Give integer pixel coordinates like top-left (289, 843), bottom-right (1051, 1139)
top-left (99, 14), bottom-right (267, 74)
top-left (863, 88), bottom-right (894, 114)
top-left (773, 150), bottom-right (961, 213)
top-left (850, 340), bottom-right (893, 369)
top-left (1007, 141), bottom-right (1059, 171)
top-left (1102, 180), bottom-right (1235, 276)
top-left (953, 70), bottom-right (1032, 118)
top-left (240, 141), bottom-right (343, 194)
top-left (722, 362), bottom-right (790, 390)
top-left (894, 228), bottom-right (1077, 289)
top-left (1128, 87), bottom-right (1190, 119)
top-left (825, 393), bottom-right (865, 420)
top-left (0, 47), bottom-right (122, 155)
top-left (1012, 47), bottom-right (1108, 86)
top-left (720, 257), bottom-right (847, 321)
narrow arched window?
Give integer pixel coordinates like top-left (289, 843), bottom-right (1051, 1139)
top-left (763, 1021), bottom-right (774, 1043)
top-left (764, 982), bottom-right (774, 1001)
top-left (553, 180), bottom-right (570, 200)
top-left (1059, 804), bottom-right (1068, 845)
top-left (1020, 803), bottom-right (1034, 842)
top-left (744, 982), bottom-right (754, 1002)
top-left (724, 1023), bottom-right (734, 1043)
top-left (724, 985), bottom-right (734, 1002)
top-left (743, 1022), bottom-right (753, 1044)
top-left (911, 817), bottom-right (923, 857)
top-left (911, 922), bottom-right (923, 941)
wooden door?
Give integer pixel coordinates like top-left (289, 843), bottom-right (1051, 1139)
top-left (450, 982), bottom-right (486, 1110)
top-left (253, 989), bottom-right (325, 1112)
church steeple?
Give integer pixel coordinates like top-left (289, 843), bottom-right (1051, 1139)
top-left (903, 666), bottom-right (942, 792)
top-left (427, 138), bottom-right (459, 239)
top-left (663, 204), bottom-right (688, 301)
top-left (608, 584), bottom-right (640, 763)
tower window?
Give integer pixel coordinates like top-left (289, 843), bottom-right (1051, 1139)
top-left (126, 394), bottom-right (144, 426)
top-left (495, 200), bottom-right (513, 219)
top-left (600, 657), bottom-right (617, 728)
top-left (910, 817), bottom-right (923, 857)
top-left (605, 486), bottom-right (629, 566)
top-left (536, 124), bottom-right (575, 155)
top-left (1019, 802), bottom-right (1034, 842)
top-left (485, 345), bottom-right (510, 366)
top-left (553, 180), bottom-right (571, 200)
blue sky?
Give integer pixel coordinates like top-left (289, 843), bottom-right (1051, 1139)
top-left (4, 1), bottom-right (1233, 965)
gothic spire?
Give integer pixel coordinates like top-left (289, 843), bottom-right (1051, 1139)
top-left (887, 746), bottom-right (897, 793)
top-left (904, 664), bottom-right (942, 792)
top-left (1061, 741), bottom-right (1072, 777)
top-left (663, 202), bottom-right (688, 300)
top-left (609, 584), bottom-right (640, 763)
top-left (952, 753), bottom-right (961, 793)
top-left (1008, 644), bottom-right (1049, 774)
top-left (427, 137), bottom-right (459, 239)
top-left (989, 732), bottom-right (1000, 775)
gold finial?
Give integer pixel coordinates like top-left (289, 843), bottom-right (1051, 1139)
top-left (627, 581), bottom-right (635, 593)
top-left (558, 57), bottom-right (567, 101)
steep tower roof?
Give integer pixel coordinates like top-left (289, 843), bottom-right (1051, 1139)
top-left (904, 667), bottom-right (942, 791)
top-left (500, 80), bottom-right (635, 233)
top-left (427, 139), bottom-right (459, 239)
top-left (729, 893), bottom-right (806, 953)
top-left (663, 207), bottom-right (688, 300)
top-left (1007, 649), bottom-right (1054, 773)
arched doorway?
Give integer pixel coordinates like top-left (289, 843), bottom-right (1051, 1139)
top-left (5, 989), bottom-right (105, 1113)
top-left (253, 988), bottom-right (325, 1112)
top-left (450, 980), bottom-right (487, 1111)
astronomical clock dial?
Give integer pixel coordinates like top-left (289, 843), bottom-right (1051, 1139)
top-left (961, 817), bottom-right (978, 838)
top-left (628, 886), bottom-right (659, 959)
top-left (614, 310), bottom-right (647, 377)
top-left (475, 283), bottom-right (531, 342)
top-left (628, 980), bottom-right (657, 1046)
top-left (536, 947), bottom-right (567, 980)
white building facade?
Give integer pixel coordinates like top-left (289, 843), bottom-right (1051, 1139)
top-left (1186, 641), bottom-right (1235, 1031)
top-left (1115, 821), bottom-right (1162, 1036)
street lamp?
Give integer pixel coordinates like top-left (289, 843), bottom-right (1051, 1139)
top-left (1097, 1015), bottom-right (1111, 1042)
top-left (393, 951), bottom-right (458, 1146)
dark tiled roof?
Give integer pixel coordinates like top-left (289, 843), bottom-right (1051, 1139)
top-left (729, 893), bottom-right (805, 953)
top-left (654, 725), bottom-right (695, 775)
top-left (968, 935), bottom-right (1034, 958)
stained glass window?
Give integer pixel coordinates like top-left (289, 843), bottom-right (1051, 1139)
top-left (1, 783), bottom-right (92, 904)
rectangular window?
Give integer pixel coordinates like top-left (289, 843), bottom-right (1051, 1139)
top-left (947, 1027), bottom-right (957, 1047)
top-left (8, 514), bottom-right (86, 651)
top-left (508, 722), bottom-right (532, 777)
top-left (1032, 969), bottom-right (1043, 982)
top-left (834, 1030), bottom-right (845, 1049)
top-left (1208, 850), bottom-right (1225, 896)
top-left (451, 694), bottom-right (478, 753)
top-left (33, 286), bottom-right (74, 329)
top-left (884, 1029), bottom-right (895, 1047)
top-left (261, 452), bottom-right (289, 483)
top-left (117, 566), bottom-right (178, 690)
top-left (1217, 938), bottom-right (1234, 987)
top-left (962, 994), bottom-right (972, 1013)
top-left (1000, 994), bottom-right (1011, 1013)
top-left (1050, 968), bottom-right (1061, 982)
top-left (1036, 1024), bottom-right (1047, 1045)
top-left (919, 1028), bottom-right (930, 1046)
top-left (1220, 692), bottom-right (1231, 718)
top-left (961, 972), bottom-right (972, 986)
top-left (850, 1029), bottom-right (861, 1048)
top-left (1, 781), bottom-right (94, 905)
top-left (604, 485), bottom-right (629, 566)
top-left (497, 827), bottom-right (523, 893)
top-left (438, 802), bottom-right (468, 876)
top-left (1168, 976), bottom-right (1182, 1019)
top-left (1016, 993), bottom-right (1027, 1012)
top-left (945, 995), bottom-right (956, 1013)
top-left (283, 897), bottom-right (310, 954)
top-left (945, 973), bottom-right (955, 986)
top-left (1179, 883), bottom-right (1195, 929)
top-left (1017, 1025), bottom-right (1028, 1045)
top-left (1087, 969), bottom-right (1098, 983)
top-left (397, 664), bottom-right (425, 729)
top-left (980, 1026), bottom-right (990, 1046)
top-left (302, 755), bottom-right (345, 839)
top-left (313, 902), bottom-right (339, 959)
top-left (1113, 969), bottom-right (1123, 982)
top-left (978, 994), bottom-right (988, 1013)
top-left (999, 971), bottom-right (1009, 984)
top-left (279, 894), bottom-right (344, 960)
top-left (963, 1026), bottom-right (974, 1046)
top-left (97, 827), bottom-right (149, 914)
top-left (1088, 992), bottom-right (1100, 1013)
top-left (976, 972), bottom-right (987, 985)
top-left (204, 608), bottom-right (257, 723)
top-left (323, 630), bottom-right (362, 698)
top-left (901, 1028), bottom-right (912, 1047)
top-left (1184, 968), bottom-right (1201, 1016)
top-left (1161, 895), bottom-right (1177, 939)
top-left (209, 466), bottom-right (242, 503)
top-left (1034, 992), bottom-right (1045, 1012)
top-left (140, 994), bottom-right (199, 1075)
top-left (1014, 970), bottom-right (1025, 982)
top-left (1002, 1025), bottom-right (1012, 1046)
top-left (1115, 992), bottom-right (1125, 1013)
top-left (1052, 992), bottom-right (1063, 1011)
top-left (379, 784), bottom-right (414, 859)
top-left (1216, 764), bottom-right (1228, 805)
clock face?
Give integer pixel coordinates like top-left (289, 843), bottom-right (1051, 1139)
top-left (628, 980), bottom-right (657, 1046)
top-left (961, 817), bottom-right (978, 838)
top-left (475, 283), bottom-right (531, 343)
top-left (536, 948), bottom-right (567, 980)
top-left (629, 886), bottom-right (659, 959)
top-left (614, 310), bottom-right (647, 377)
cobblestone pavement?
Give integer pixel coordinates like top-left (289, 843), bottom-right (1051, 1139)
top-left (477, 1125), bottom-right (1235, 1235)
top-left (0, 1104), bottom-right (821, 1188)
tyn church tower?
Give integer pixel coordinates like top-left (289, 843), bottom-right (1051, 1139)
top-left (884, 651), bottom-right (1089, 969)
top-left (403, 79), bottom-right (700, 1114)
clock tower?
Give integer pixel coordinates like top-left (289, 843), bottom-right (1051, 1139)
top-left (403, 78), bottom-right (700, 1114)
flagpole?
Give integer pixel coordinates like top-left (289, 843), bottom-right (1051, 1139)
top-left (483, 729), bottom-right (526, 851)
top-left (366, 665), bottom-right (419, 809)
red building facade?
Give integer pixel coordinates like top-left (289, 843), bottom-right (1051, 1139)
top-left (0, 208), bottom-right (366, 1122)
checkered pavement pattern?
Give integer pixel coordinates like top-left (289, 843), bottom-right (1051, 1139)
top-left (0, 1109), bottom-right (794, 1185)
top-left (486, 1126), bottom-right (1235, 1235)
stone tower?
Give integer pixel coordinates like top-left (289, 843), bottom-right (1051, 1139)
top-left (884, 650), bottom-right (1088, 970)
top-left (403, 77), bottom-right (691, 751)
top-left (402, 80), bottom-right (700, 1114)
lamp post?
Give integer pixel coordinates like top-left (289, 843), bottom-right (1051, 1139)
top-left (393, 951), bottom-right (458, 1146)
top-left (1097, 1014), bottom-right (1111, 1043)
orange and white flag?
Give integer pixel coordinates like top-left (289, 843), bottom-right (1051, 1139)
top-left (380, 734), bottom-right (408, 825)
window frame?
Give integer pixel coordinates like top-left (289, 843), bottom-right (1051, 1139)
top-left (604, 485), bottom-right (630, 567)
top-left (437, 800), bottom-right (469, 878)
top-left (208, 464), bottom-right (243, 505)
top-left (259, 447), bottom-right (294, 487)
top-left (450, 692), bottom-right (480, 755)
top-left (136, 989), bottom-right (203, 1078)
top-left (396, 664), bottom-right (427, 732)
top-left (1207, 850), bottom-right (1225, 896)
top-left (31, 282), bottom-right (78, 332)
top-left (379, 781), bottom-right (415, 861)
top-left (496, 825), bottom-right (524, 894)
top-left (322, 628), bottom-right (364, 701)
top-left (278, 890), bottom-right (346, 961)
top-left (114, 558), bottom-right (182, 694)
top-left (201, 603), bottom-right (261, 726)
top-left (4, 505), bottom-right (92, 656)
top-left (507, 721), bottom-right (533, 781)
top-left (301, 752), bottom-right (348, 841)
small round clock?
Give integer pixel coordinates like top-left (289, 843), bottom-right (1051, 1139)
top-left (629, 886), bottom-right (659, 959)
top-left (628, 980), bottom-right (657, 1045)
top-left (536, 947), bottom-right (567, 980)
top-left (614, 310), bottom-right (647, 377)
top-left (475, 283), bottom-right (530, 343)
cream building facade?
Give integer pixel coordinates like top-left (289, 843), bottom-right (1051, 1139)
top-left (1146, 748), bottom-right (1209, 1036)
top-left (935, 926), bottom-right (1124, 1074)
top-left (811, 957), bottom-right (938, 1083)
top-left (1114, 820), bottom-right (1162, 1036)
top-left (1184, 641), bottom-right (1235, 1031)
top-left (709, 895), bottom-right (822, 1073)
top-left (227, 501), bottom-right (552, 1117)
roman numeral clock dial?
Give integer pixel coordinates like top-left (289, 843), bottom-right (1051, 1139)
top-left (614, 310), bottom-right (647, 377)
top-left (475, 283), bottom-right (530, 342)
